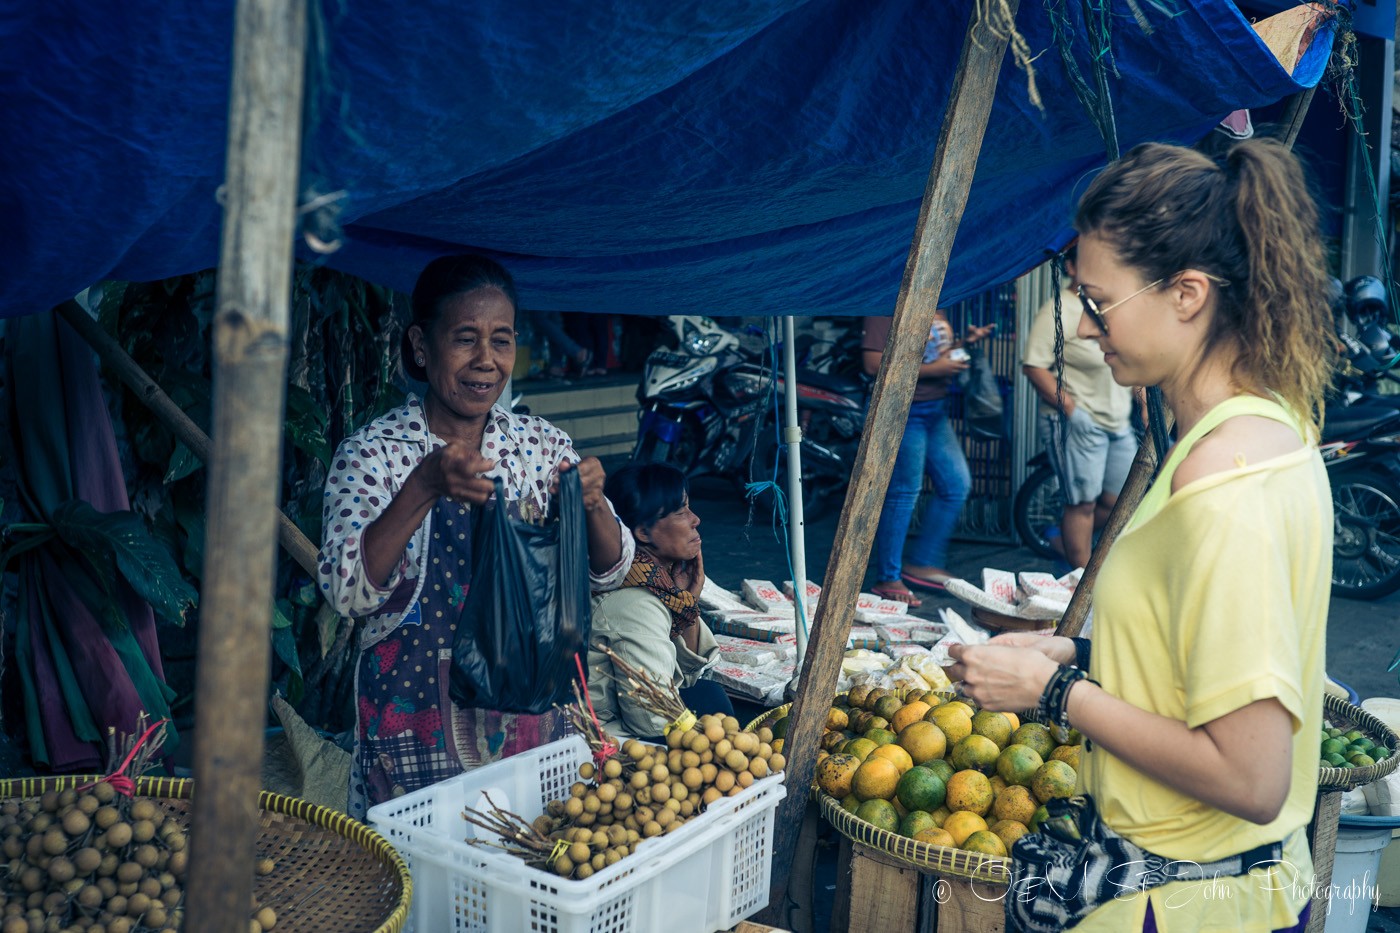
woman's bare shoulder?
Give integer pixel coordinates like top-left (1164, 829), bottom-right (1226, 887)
top-left (1172, 415), bottom-right (1304, 493)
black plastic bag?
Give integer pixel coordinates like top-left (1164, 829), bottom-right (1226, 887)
top-left (960, 343), bottom-right (1005, 441)
top-left (449, 468), bottom-right (592, 714)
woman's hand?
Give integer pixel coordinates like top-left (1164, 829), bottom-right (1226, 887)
top-left (945, 643), bottom-right (1060, 712)
top-left (988, 632), bottom-right (1077, 666)
top-left (963, 323), bottom-right (996, 345)
top-left (413, 443), bottom-right (498, 505)
top-left (673, 549), bottom-right (705, 599)
top-left (552, 457), bottom-right (608, 512)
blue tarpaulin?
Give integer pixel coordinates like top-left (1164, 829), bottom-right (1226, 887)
top-left (0, 1), bottom-right (1334, 318)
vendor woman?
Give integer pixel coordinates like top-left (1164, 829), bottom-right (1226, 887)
top-left (317, 254), bottom-right (634, 818)
top-left (587, 462), bottom-right (733, 740)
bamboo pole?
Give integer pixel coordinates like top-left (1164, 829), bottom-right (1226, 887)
top-left (185, 0), bottom-right (306, 929)
top-left (54, 300), bottom-right (320, 576)
top-left (759, 3), bottom-right (1020, 922)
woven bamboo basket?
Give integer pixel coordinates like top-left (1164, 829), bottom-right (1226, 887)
top-left (0, 775), bottom-right (412, 933)
top-left (1318, 693), bottom-right (1400, 791)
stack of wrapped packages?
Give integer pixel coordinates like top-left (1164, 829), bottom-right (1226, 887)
top-left (698, 578), bottom-right (954, 705)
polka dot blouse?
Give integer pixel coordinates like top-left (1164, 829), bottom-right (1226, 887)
top-left (317, 394), bottom-right (634, 650)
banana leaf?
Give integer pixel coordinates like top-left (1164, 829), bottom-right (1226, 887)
top-left (49, 500), bottom-right (196, 627)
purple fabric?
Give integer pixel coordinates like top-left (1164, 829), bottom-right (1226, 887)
top-left (1142, 898), bottom-right (1310, 932)
top-left (22, 568), bottom-right (101, 772)
top-left (55, 315), bottom-right (165, 681)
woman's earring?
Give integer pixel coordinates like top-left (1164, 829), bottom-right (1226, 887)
top-left (416, 355), bottom-right (425, 366)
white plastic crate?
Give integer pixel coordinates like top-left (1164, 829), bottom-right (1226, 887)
top-left (368, 735), bottom-right (786, 933)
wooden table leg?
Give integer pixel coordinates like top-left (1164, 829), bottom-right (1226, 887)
top-left (842, 843), bottom-right (921, 933)
top-left (1306, 789), bottom-right (1341, 933)
top-left (831, 834), bottom-right (853, 933)
top-left (932, 876), bottom-right (1006, 933)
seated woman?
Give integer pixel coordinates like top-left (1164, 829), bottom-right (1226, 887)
top-left (587, 463), bottom-right (733, 740)
top-left (318, 254), bottom-right (634, 819)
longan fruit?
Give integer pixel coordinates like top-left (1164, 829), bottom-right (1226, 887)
top-left (116, 862), bottom-right (143, 884)
top-left (667, 750), bottom-right (684, 773)
top-left (563, 797), bottom-right (584, 819)
top-left (569, 782), bottom-right (588, 799)
top-left (98, 877), bottom-right (118, 898)
top-left (613, 792), bottom-right (632, 812)
top-left (626, 829), bottom-right (640, 845)
top-left (770, 753), bottom-right (786, 772)
top-left (688, 733), bottom-right (710, 755)
top-left (681, 767), bottom-right (703, 790)
top-left (602, 759), bottom-right (623, 780)
top-left (92, 783), bottom-right (115, 805)
top-left (576, 811), bottom-right (596, 827)
top-left (145, 905), bottom-right (169, 928)
top-left (39, 792), bottom-right (59, 814)
top-left (637, 755), bottom-right (655, 773)
top-left (47, 857), bottom-right (74, 884)
top-left (125, 893), bottom-right (150, 917)
top-left (578, 762), bottom-right (596, 781)
top-left (62, 811), bottom-right (90, 837)
top-left (649, 764), bottom-right (669, 784)
top-left (546, 799), bottom-right (566, 818)
top-left (634, 787), bottom-right (651, 806)
top-left (76, 794), bottom-right (100, 816)
top-left (679, 799), bottom-right (696, 817)
top-left (703, 720), bottom-right (725, 743)
top-left (138, 876), bottom-right (162, 898)
top-left (722, 716), bottom-right (740, 734)
top-left (42, 829), bottom-right (68, 857)
top-left (725, 751), bottom-right (749, 772)
top-left (714, 739), bottom-right (732, 760)
top-left (642, 821), bottom-right (662, 838)
top-left (596, 783), bottom-right (617, 804)
top-left (634, 806), bottom-right (654, 825)
top-left (700, 750), bottom-right (714, 765)
top-left (629, 772), bottom-right (648, 791)
top-left (553, 855), bottom-right (574, 877)
top-left (655, 808), bottom-right (674, 828)
top-left (133, 845), bottom-right (158, 869)
top-left (131, 821), bottom-right (155, 844)
top-left (714, 771), bottom-right (735, 793)
top-left (604, 849), bottom-right (622, 867)
top-left (623, 739), bottom-right (646, 761)
top-left (757, 742), bottom-right (773, 760)
top-left (77, 885), bottom-right (103, 910)
top-left (568, 842), bottom-right (590, 865)
top-left (167, 851), bottom-right (187, 877)
top-left (255, 907), bottom-right (276, 931)
top-left (671, 780), bottom-right (687, 801)
top-left (105, 823), bottom-right (133, 848)
top-left (129, 801), bottom-right (155, 823)
top-left (665, 729), bottom-right (685, 750)
top-left (737, 770), bottom-right (755, 788)
top-left (582, 795), bottom-right (601, 814)
top-left (732, 732), bottom-right (756, 755)
top-left (107, 895), bottom-right (128, 916)
top-left (29, 813), bottom-right (51, 833)
top-left (758, 727), bottom-right (774, 744)
top-left (574, 863), bottom-right (594, 880)
top-left (700, 763), bottom-right (718, 784)
top-left (680, 750), bottom-right (700, 769)
top-left (749, 758), bottom-right (769, 779)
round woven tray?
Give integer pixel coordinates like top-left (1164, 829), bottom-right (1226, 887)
top-left (0, 775), bottom-right (411, 933)
top-left (1318, 693), bottom-right (1400, 791)
top-left (744, 703), bottom-right (790, 733)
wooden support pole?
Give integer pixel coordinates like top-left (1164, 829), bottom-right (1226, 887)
top-left (760, 3), bottom-right (1019, 922)
top-left (185, 0), bottom-right (305, 930)
top-left (54, 301), bottom-right (320, 577)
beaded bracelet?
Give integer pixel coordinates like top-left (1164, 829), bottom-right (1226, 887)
top-left (1039, 664), bottom-right (1099, 730)
top-left (1071, 637), bottom-right (1092, 672)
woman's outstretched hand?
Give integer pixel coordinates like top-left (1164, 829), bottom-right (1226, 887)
top-left (414, 443), bottom-right (498, 504)
top-left (945, 642), bottom-right (1061, 712)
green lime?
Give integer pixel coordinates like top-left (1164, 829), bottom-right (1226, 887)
top-left (1354, 737), bottom-right (1376, 752)
top-left (1328, 727), bottom-right (1344, 738)
top-left (897, 768), bottom-right (947, 812)
top-left (1349, 753), bottom-right (1376, 767)
top-left (1345, 730), bottom-right (1366, 743)
top-left (923, 759), bottom-right (955, 785)
top-left (1375, 748), bottom-right (1392, 761)
top-left (1326, 753), bottom-right (1347, 767)
top-left (1321, 739), bottom-right (1346, 757)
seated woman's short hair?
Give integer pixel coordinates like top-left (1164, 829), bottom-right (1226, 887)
top-left (604, 463), bottom-right (687, 531)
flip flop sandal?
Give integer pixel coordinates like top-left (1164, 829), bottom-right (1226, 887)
top-left (901, 571), bottom-right (948, 592)
top-left (871, 584), bottom-right (922, 608)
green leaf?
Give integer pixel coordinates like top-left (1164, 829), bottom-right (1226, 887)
top-left (50, 501), bottom-right (197, 626)
top-left (285, 385), bottom-right (331, 469)
top-left (271, 601), bottom-right (304, 705)
top-left (164, 441), bottom-right (203, 483)
top-left (314, 604), bottom-right (341, 659)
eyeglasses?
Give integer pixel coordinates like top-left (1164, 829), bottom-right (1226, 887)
top-left (1076, 271), bottom-right (1229, 336)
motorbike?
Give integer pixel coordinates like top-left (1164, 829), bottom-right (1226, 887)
top-left (631, 316), bottom-right (867, 517)
top-left (1010, 275), bottom-right (1400, 599)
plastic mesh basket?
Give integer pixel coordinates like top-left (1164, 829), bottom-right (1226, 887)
top-left (368, 735), bottom-right (785, 933)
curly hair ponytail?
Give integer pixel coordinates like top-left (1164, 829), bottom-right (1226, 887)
top-left (1075, 139), bottom-right (1334, 428)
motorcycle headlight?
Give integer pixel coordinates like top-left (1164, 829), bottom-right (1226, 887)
top-left (667, 356), bottom-right (717, 391)
top-left (683, 320), bottom-right (721, 356)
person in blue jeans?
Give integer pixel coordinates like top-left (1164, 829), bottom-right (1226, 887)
top-left (861, 312), bottom-right (994, 607)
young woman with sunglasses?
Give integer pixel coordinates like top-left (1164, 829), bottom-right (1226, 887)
top-left (949, 139), bottom-right (1334, 931)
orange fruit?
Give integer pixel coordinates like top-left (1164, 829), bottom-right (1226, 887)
top-left (991, 819), bottom-right (1029, 851)
top-left (996, 744), bottom-right (1045, 787)
top-left (826, 708), bottom-right (850, 731)
top-left (930, 805), bottom-right (952, 827)
top-left (865, 728), bottom-right (898, 748)
top-left (892, 797), bottom-right (910, 818)
top-left (874, 695), bottom-right (904, 721)
top-left (941, 810), bottom-right (989, 847)
top-left (1050, 744), bottom-right (1082, 771)
top-left (913, 827), bottom-right (956, 848)
top-left (891, 701), bottom-right (931, 734)
top-left (1010, 723), bottom-right (1055, 760)
top-left (855, 798), bottom-right (900, 833)
top-left (1000, 712), bottom-right (1021, 731)
top-left (840, 794), bottom-right (861, 814)
top-left (924, 759), bottom-right (955, 785)
top-left (896, 767), bottom-right (947, 813)
top-left (867, 717), bottom-right (891, 734)
top-left (945, 770), bottom-right (994, 816)
top-left (928, 705), bottom-right (973, 745)
top-left (945, 701), bottom-right (976, 718)
top-left (816, 753), bottom-right (860, 799)
top-left (992, 785), bottom-right (1038, 825)
top-left (847, 684), bottom-right (875, 710)
top-left (870, 743), bottom-right (914, 775)
top-left (989, 775), bottom-right (1009, 796)
top-left (961, 829), bottom-right (1008, 857)
top-left (971, 711), bottom-right (1014, 749)
top-left (1031, 761), bottom-right (1077, 804)
top-left (899, 810), bottom-right (940, 838)
top-left (950, 735), bottom-right (1000, 773)
top-left (852, 757), bottom-right (901, 802)
top-left (844, 737), bottom-right (878, 762)
top-left (897, 721), bottom-right (948, 765)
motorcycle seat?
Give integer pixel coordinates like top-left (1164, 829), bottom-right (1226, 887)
top-left (797, 368), bottom-right (866, 397)
top-left (1321, 404), bottom-right (1400, 444)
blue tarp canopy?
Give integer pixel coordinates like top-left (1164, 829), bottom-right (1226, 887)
top-left (0, 1), bottom-right (1334, 318)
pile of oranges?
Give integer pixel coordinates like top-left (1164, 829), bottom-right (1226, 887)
top-left (812, 683), bottom-right (1081, 858)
